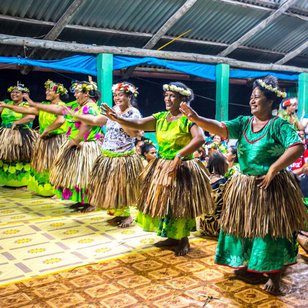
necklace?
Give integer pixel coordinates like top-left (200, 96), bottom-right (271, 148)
top-left (167, 112), bottom-right (181, 121)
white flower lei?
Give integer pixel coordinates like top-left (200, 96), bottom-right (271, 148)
top-left (163, 84), bottom-right (192, 96)
top-left (256, 79), bottom-right (287, 98)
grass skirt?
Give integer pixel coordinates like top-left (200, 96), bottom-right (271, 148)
top-left (28, 134), bottom-right (66, 196)
top-left (138, 158), bottom-right (214, 219)
top-left (50, 140), bottom-right (102, 203)
top-left (221, 171), bottom-right (308, 239)
top-left (31, 134), bottom-right (66, 173)
top-left (88, 152), bottom-right (143, 209)
top-left (0, 127), bottom-right (38, 162)
top-left (0, 128), bottom-right (38, 187)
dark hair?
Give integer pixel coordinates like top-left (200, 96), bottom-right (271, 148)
top-left (164, 81), bottom-right (194, 104)
top-left (140, 142), bottom-right (156, 158)
top-left (252, 76), bottom-right (284, 109)
top-left (207, 152), bottom-right (228, 176)
top-left (229, 146), bottom-right (238, 163)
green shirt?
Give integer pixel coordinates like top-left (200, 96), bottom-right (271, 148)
top-left (153, 111), bottom-right (194, 160)
top-left (224, 116), bottom-right (302, 175)
top-left (38, 101), bottom-right (68, 135)
top-left (66, 102), bottom-right (102, 142)
top-left (1, 100), bottom-right (33, 129)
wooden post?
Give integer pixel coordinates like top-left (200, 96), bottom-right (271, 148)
top-left (96, 53), bottom-right (113, 106)
top-left (298, 73), bottom-right (308, 119)
top-left (216, 64), bottom-right (230, 121)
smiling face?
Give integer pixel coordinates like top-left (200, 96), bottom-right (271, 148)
top-left (249, 87), bottom-right (273, 117)
top-left (74, 90), bottom-right (88, 105)
top-left (10, 90), bottom-right (23, 102)
top-left (45, 88), bottom-right (59, 101)
top-left (113, 90), bottom-right (130, 111)
top-left (164, 91), bottom-right (181, 113)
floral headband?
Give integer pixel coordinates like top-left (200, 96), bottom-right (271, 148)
top-left (112, 82), bottom-right (139, 97)
top-left (71, 81), bottom-right (98, 93)
top-left (44, 80), bottom-right (68, 95)
top-left (7, 82), bottom-right (30, 93)
top-left (256, 79), bottom-right (286, 98)
top-left (163, 84), bottom-right (192, 97)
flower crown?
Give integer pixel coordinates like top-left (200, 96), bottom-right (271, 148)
top-left (256, 79), bottom-right (286, 98)
top-left (44, 80), bottom-right (68, 95)
top-left (163, 84), bottom-right (192, 97)
top-left (112, 82), bottom-right (139, 97)
top-left (7, 83), bottom-right (30, 93)
top-left (71, 81), bottom-right (98, 93)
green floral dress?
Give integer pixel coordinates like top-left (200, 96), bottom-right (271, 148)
top-left (55, 102), bottom-right (102, 203)
top-left (0, 101), bottom-right (33, 187)
top-left (136, 111), bottom-right (196, 240)
top-left (28, 101), bottom-right (68, 196)
top-left (215, 115), bottom-right (303, 272)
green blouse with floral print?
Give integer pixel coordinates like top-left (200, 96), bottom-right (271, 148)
top-left (224, 115), bottom-right (302, 176)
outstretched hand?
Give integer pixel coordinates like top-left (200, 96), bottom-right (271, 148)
top-left (179, 102), bottom-right (199, 122)
top-left (62, 106), bottom-right (74, 116)
top-left (100, 103), bottom-right (119, 121)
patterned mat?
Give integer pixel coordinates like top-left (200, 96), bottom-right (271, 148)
top-left (0, 186), bottom-right (307, 307)
top-left (0, 242), bottom-right (307, 307)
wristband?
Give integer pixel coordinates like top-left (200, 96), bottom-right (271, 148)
top-left (176, 153), bottom-right (184, 160)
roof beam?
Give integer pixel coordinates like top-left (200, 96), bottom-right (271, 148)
top-left (0, 34), bottom-right (307, 73)
top-left (275, 40), bottom-right (308, 65)
top-left (27, 0), bottom-right (84, 59)
top-left (124, 0), bottom-right (197, 78)
top-left (218, 0), bottom-right (299, 57)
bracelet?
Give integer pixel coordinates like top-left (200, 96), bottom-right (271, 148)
top-left (176, 153), bottom-right (184, 160)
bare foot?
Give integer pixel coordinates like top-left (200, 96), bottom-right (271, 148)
top-left (264, 272), bottom-right (282, 295)
top-left (80, 204), bottom-right (96, 213)
top-left (68, 203), bottom-right (82, 210)
top-left (233, 268), bottom-right (267, 284)
top-left (154, 238), bottom-right (179, 247)
top-left (16, 186), bottom-right (28, 191)
top-left (118, 216), bottom-right (133, 228)
top-left (51, 195), bottom-right (57, 200)
top-left (107, 216), bottom-right (124, 225)
top-left (175, 237), bottom-right (190, 256)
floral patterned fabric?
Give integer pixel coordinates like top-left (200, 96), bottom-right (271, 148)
top-left (102, 107), bottom-right (141, 152)
top-left (224, 116), bottom-right (302, 175)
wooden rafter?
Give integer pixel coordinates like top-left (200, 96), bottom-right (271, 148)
top-left (0, 34), bottom-right (307, 73)
top-left (275, 40), bottom-right (308, 65)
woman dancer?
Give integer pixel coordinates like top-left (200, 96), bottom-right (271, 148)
top-left (0, 80), bottom-right (68, 196)
top-left (0, 83), bottom-right (37, 187)
top-left (101, 81), bottom-right (213, 255)
top-left (66, 82), bottom-right (143, 225)
top-left (180, 76), bottom-right (308, 294)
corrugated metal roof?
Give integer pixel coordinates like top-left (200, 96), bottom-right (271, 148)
top-left (0, 0), bottom-right (307, 69)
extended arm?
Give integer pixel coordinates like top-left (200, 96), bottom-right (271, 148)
top-left (69, 112), bottom-right (107, 127)
top-left (0, 102), bottom-right (38, 116)
top-left (101, 103), bottom-right (156, 131)
top-left (68, 122), bottom-right (92, 148)
top-left (24, 94), bottom-right (64, 115)
top-left (41, 115), bottom-right (66, 138)
top-left (180, 102), bottom-right (227, 138)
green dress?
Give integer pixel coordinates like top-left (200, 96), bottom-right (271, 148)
top-left (28, 101), bottom-right (68, 196)
top-left (0, 101), bottom-right (33, 187)
top-left (55, 102), bottom-right (102, 203)
top-left (136, 111), bottom-right (196, 240)
top-left (215, 115), bottom-right (302, 272)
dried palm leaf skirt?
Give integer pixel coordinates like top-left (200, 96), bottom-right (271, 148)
top-left (28, 134), bottom-right (66, 196)
top-left (0, 128), bottom-right (38, 187)
top-left (221, 171), bottom-right (308, 239)
top-left (88, 153), bottom-right (143, 209)
top-left (0, 127), bottom-right (38, 162)
top-left (50, 140), bottom-right (102, 203)
top-left (138, 158), bottom-right (214, 219)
